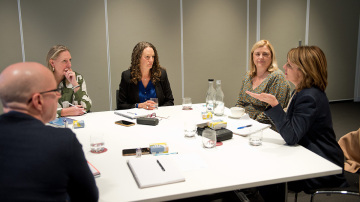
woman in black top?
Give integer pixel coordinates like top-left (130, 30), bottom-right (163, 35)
top-left (117, 41), bottom-right (174, 110)
top-left (247, 46), bottom-right (347, 200)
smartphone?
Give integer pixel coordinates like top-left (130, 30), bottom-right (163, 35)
top-left (122, 147), bottom-right (150, 156)
top-left (115, 120), bottom-right (135, 127)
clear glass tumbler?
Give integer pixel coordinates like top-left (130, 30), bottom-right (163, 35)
top-left (150, 98), bottom-right (158, 109)
top-left (202, 128), bottom-right (217, 148)
top-left (249, 129), bottom-right (263, 146)
top-left (182, 97), bottom-right (192, 110)
top-left (90, 133), bottom-right (105, 153)
top-left (184, 121), bottom-right (196, 138)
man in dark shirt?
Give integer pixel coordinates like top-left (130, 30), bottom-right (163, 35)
top-left (0, 62), bottom-right (98, 201)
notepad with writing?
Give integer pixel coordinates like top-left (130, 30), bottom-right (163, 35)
top-left (127, 157), bottom-right (185, 188)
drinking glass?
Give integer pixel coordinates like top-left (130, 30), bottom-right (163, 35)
top-left (182, 97), bottom-right (192, 110)
top-left (184, 121), bottom-right (196, 138)
top-left (202, 128), bottom-right (216, 148)
top-left (90, 133), bottom-right (105, 153)
top-left (150, 98), bottom-right (158, 109)
top-left (249, 129), bottom-right (263, 146)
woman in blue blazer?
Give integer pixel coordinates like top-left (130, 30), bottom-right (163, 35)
top-left (117, 41), bottom-right (174, 110)
top-left (247, 46), bottom-right (347, 201)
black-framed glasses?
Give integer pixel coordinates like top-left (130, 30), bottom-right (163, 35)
top-left (27, 88), bottom-right (61, 103)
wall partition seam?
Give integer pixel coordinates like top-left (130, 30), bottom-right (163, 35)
top-left (246, 0), bottom-right (249, 71)
top-left (104, 0), bottom-right (112, 110)
top-left (305, 0), bottom-right (310, 45)
top-left (17, 0), bottom-right (25, 62)
top-left (354, 14), bottom-right (360, 102)
top-left (180, 0), bottom-right (184, 98)
top-left (256, 0), bottom-right (260, 42)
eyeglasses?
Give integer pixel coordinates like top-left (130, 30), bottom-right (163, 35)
top-left (39, 88), bottom-right (61, 95)
top-left (27, 88), bottom-right (61, 103)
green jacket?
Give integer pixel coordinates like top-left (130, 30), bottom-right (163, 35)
top-left (57, 72), bottom-right (92, 117)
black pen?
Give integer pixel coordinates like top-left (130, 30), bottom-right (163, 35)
top-left (156, 160), bottom-right (165, 171)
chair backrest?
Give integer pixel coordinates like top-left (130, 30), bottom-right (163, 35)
top-left (338, 128), bottom-right (360, 192)
top-left (338, 128), bottom-right (360, 174)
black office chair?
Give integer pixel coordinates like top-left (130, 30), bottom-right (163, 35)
top-left (294, 129), bottom-right (360, 202)
top-left (293, 171), bottom-right (359, 202)
top-left (308, 171), bottom-right (359, 201)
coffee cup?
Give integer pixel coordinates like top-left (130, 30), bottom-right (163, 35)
top-left (230, 107), bottom-right (245, 118)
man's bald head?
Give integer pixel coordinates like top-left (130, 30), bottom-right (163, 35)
top-left (0, 62), bottom-right (56, 110)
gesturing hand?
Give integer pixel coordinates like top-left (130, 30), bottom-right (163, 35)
top-left (245, 91), bottom-right (279, 107)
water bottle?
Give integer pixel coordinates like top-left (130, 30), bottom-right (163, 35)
top-left (206, 79), bottom-right (216, 113)
top-left (214, 80), bottom-right (225, 116)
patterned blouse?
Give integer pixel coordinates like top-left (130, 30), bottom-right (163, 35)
top-left (235, 69), bottom-right (291, 130)
top-left (56, 72), bottom-right (92, 117)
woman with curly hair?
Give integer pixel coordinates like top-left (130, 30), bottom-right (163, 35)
top-left (116, 41), bottom-right (174, 110)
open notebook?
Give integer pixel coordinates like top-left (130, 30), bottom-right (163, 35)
top-left (228, 114), bottom-right (271, 136)
top-left (127, 157), bottom-right (185, 188)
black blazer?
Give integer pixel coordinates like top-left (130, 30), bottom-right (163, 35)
top-left (116, 69), bottom-right (174, 110)
top-left (0, 111), bottom-right (98, 201)
top-left (265, 87), bottom-right (347, 192)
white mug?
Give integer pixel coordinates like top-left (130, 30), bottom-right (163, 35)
top-left (230, 107), bottom-right (245, 118)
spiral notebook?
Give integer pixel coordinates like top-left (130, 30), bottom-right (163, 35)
top-left (127, 157), bottom-right (185, 188)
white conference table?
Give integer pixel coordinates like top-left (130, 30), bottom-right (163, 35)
top-left (71, 104), bottom-right (342, 202)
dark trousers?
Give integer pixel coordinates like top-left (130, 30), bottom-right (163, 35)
top-left (258, 183), bottom-right (286, 202)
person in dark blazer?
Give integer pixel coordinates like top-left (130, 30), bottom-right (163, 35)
top-left (247, 46), bottom-right (347, 201)
top-left (0, 62), bottom-right (98, 202)
top-left (117, 41), bottom-right (174, 110)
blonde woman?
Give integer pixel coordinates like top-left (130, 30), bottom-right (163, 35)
top-left (235, 40), bottom-right (290, 130)
top-left (46, 45), bottom-right (92, 117)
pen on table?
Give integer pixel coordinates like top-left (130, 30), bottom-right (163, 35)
top-left (69, 103), bottom-right (87, 114)
top-left (154, 152), bottom-right (178, 156)
top-left (127, 112), bottom-right (137, 115)
top-left (156, 160), bottom-right (165, 171)
top-left (237, 124), bottom-right (252, 129)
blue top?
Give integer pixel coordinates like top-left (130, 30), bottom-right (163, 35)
top-left (138, 81), bottom-right (157, 103)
